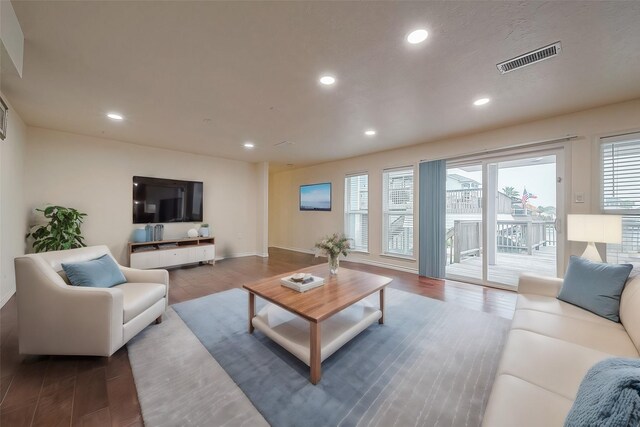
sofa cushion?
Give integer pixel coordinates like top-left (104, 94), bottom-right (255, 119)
top-left (496, 330), bottom-right (614, 400)
top-left (511, 309), bottom-right (639, 357)
top-left (482, 374), bottom-right (573, 427)
top-left (114, 283), bottom-right (166, 323)
top-left (620, 276), bottom-right (640, 353)
top-left (557, 256), bottom-right (632, 322)
top-left (62, 254), bottom-right (127, 288)
top-left (516, 294), bottom-right (626, 329)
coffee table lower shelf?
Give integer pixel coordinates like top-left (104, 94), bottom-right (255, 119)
top-left (251, 301), bottom-right (382, 380)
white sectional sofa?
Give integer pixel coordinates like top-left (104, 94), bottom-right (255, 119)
top-left (483, 273), bottom-right (640, 426)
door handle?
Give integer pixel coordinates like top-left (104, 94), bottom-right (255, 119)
top-left (554, 218), bottom-right (561, 232)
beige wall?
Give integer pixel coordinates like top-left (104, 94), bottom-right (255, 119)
top-left (269, 99), bottom-right (640, 274)
top-left (0, 93), bottom-right (27, 306)
top-left (25, 127), bottom-right (262, 265)
top-left (255, 161), bottom-right (269, 257)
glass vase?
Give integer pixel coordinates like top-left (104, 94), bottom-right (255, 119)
top-left (329, 255), bottom-right (339, 275)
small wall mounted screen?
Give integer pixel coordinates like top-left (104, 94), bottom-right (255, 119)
top-left (133, 176), bottom-right (203, 223)
top-left (300, 183), bottom-right (332, 211)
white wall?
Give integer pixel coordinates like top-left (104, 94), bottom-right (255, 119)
top-left (255, 161), bottom-right (269, 257)
top-left (0, 93), bottom-right (27, 306)
top-left (269, 99), bottom-right (640, 274)
top-left (25, 127), bottom-right (262, 265)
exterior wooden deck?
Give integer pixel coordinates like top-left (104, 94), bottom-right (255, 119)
top-left (446, 245), bottom-right (557, 288)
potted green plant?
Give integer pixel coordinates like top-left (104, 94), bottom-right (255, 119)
top-left (26, 205), bottom-right (87, 253)
top-left (199, 223), bottom-right (210, 237)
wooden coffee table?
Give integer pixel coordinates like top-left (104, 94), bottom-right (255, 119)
top-left (243, 265), bottom-right (391, 384)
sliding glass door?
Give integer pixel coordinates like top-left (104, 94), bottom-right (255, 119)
top-left (486, 155), bottom-right (560, 287)
top-left (444, 150), bottom-right (564, 290)
top-left (445, 163), bottom-right (483, 282)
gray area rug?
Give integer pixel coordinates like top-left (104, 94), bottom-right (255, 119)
top-left (127, 308), bottom-right (269, 427)
top-left (168, 288), bottom-right (510, 427)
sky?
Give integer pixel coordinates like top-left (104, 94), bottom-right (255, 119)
top-left (498, 163), bottom-right (556, 207)
top-left (300, 183), bottom-right (331, 206)
top-left (449, 160), bottom-right (557, 207)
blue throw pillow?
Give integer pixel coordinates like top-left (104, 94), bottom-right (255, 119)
top-left (62, 254), bottom-right (127, 288)
top-left (557, 256), bottom-right (632, 322)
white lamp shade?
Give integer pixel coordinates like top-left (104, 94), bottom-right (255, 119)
top-left (567, 214), bottom-right (622, 244)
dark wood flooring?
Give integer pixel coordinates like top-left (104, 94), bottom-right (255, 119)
top-left (0, 247), bottom-right (516, 426)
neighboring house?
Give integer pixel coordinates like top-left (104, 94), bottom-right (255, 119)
top-left (446, 174), bottom-right (481, 190)
top-left (446, 177), bottom-right (556, 261)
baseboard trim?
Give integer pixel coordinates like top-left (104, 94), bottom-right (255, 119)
top-left (215, 252), bottom-right (259, 261)
top-left (346, 257), bottom-right (419, 274)
top-left (270, 245), bottom-right (315, 255)
top-left (269, 245), bottom-right (419, 274)
top-left (0, 290), bottom-right (15, 308)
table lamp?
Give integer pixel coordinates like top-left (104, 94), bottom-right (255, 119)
top-left (567, 214), bottom-right (622, 262)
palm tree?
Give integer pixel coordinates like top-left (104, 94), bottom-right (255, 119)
top-left (501, 186), bottom-right (520, 200)
top-left (537, 205), bottom-right (556, 219)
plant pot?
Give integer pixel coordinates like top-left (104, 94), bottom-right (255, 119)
top-left (200, 227), bottom-right (210, 237)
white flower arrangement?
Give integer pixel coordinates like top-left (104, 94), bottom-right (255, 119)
top-left (314, 233), bottom-right (351, 259)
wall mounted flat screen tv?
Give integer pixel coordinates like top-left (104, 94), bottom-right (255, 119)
top-left (133, 176), bottom-right (203, 223)
top-left (300, 182), bottom-right (332, 211)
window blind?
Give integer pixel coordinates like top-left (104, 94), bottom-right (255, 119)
top-left (382, 167), bottom-right (414, 256)
top-left (344, 174), bottom-right (368, 251)
top-left (602, 132), bottom-right (640, 263)
top-left (602, 132), bottom-right (640, 213)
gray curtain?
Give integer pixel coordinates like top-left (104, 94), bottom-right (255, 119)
top-left (419, 160), bottom-right (446, 278)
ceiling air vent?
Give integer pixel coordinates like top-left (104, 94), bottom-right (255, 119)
top-left (496, 41), bottom-right (562, 74)
top-left (273, 140), bottom-right (295, 148)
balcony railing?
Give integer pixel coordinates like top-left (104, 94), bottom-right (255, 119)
top-left (446, 220), bottom-right (556, 264)
top-left (385, 214), bottom-right (413, 256)
top-left (496, 220), bottom-right (557, 253)
top-left (446, 189), bottom-right (513, 214)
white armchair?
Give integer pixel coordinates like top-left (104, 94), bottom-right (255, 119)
top-left (15, 245), bottom-right (169, 357)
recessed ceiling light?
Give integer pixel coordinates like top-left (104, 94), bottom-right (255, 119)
top-left (319, 75), bottom-right (336, 85)
top-left (243, 142), bottom-right (255, 149)
top-left (473, 97), bottom-right (491, 106)
top-left (106, 113), bottom-right (124, 120)
top-left (364, 129), bottom-right (377, 136)
top-left (406, 29), bottom-right (429, 44)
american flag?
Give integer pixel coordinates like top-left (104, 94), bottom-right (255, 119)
top-left (522, 188), bottom-right (537, 205)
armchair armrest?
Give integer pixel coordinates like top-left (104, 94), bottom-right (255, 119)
top-left (49, 286), bottom-right (125, 354)
top-left (119, 265), bottom-right (169, 285)
top-left (118, 265), bottom-right (169, 308)
top-left (517, 273), bottom-right (563, 297)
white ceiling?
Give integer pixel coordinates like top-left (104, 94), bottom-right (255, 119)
top-left (3, 1), bottom-right (640, 170)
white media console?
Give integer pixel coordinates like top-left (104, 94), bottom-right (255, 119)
top-left (128, 237), bottom-right (215, 269)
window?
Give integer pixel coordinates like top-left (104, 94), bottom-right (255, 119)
top-left (344, 174), bottom-right (368, 252)
top-left (382, 167), bottom-right (414, 257)
top-left (601, 132), bottom-right (640, 263)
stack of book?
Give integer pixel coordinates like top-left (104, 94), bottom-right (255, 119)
top-left (280, 274), bottom-right (325, 292)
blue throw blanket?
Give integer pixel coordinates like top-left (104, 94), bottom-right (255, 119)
top-left (565, 357), bottom-right (640, 427)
